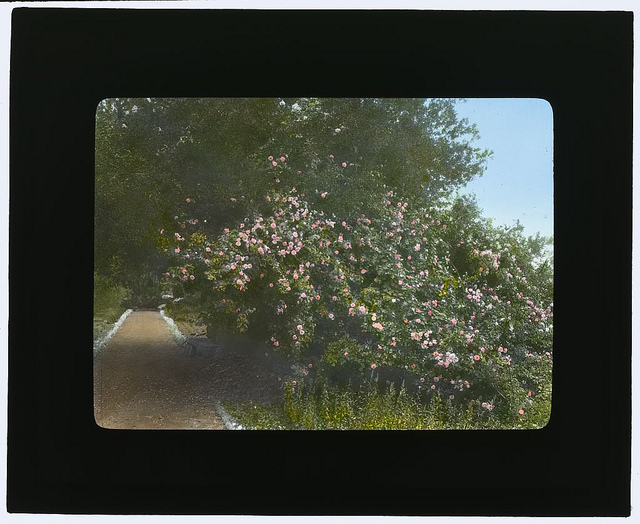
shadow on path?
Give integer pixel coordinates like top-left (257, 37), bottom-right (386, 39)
top-left (94, 310), bottom-right (226, 429)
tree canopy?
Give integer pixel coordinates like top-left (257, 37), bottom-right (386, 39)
top-left (95, 97), bottom-right (491, 287)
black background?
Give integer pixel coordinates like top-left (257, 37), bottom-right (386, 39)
top-left (8, 8), bottom-right (632, 516)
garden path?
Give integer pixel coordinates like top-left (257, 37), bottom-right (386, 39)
top-left (93, 310), bottom-right (226, 429)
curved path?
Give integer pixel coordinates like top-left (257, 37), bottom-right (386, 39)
top-left (93, 310), bottom-right (226, 430)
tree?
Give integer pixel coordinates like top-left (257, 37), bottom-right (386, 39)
top-left (95, 97), bottom-right (491, 295)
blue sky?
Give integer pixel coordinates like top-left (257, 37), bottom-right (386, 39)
top-left (454, 98), bottom-right (554, 240)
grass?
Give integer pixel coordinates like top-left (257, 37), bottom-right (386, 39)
top-left (225, 377), bottom-right (552, 430)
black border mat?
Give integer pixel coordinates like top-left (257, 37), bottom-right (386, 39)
top-left (8, 8), bottom-right (632, 516)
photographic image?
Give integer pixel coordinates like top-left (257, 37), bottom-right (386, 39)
top-left (93, 97), bottom-right (553, 430)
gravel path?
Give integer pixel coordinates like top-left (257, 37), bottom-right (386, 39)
top-left (94, 310), bottom-right (226, 429)
top-left (94, 310), bottom-right (287, 430)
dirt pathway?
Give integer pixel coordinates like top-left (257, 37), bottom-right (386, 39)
top-left (93, 310), bottom-right (226, 429)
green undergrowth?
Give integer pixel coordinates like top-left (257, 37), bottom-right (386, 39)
top-left (162, 298), bottom-right (206, 325)
top-left (93, 273), bottom-right (131, 341)
top-left (225, 378), bottom-right (551, 430)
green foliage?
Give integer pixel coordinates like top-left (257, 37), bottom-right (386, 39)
top-left (93, 272), bottom-right (131, 340)
top-left (162, 298), bottom-right (205, 326)
top-left (321, 338), bottom-right (371, 385)
top-left (281, 380), bottom-right (426, 430)
top-left (228, 373), bottom-right (551, 430)
top-left (123, 266), bottom-right (165, 309)
top-left (95, 98), bottom-right (490, 292)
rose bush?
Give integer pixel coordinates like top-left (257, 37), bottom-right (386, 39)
top-left (158, 152), bottom-right (553, 422)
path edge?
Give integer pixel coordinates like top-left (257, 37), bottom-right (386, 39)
top-left (214, 401), bottom-right (247, 430)
top-left (159, 307), bottom-right (248, 430)
top-left (93, 308), bottom-right (133, 356)
top-left (158, 307), bottom-right (188, 345)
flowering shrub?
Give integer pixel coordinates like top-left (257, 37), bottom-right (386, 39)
top-left (159, 153), bottom-right (553, 423)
